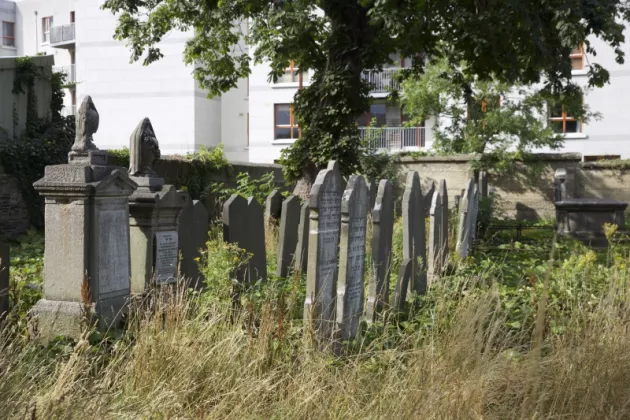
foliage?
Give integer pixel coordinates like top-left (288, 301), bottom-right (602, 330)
top-left (211, 172), bottom-right (281, 207)
top-left (102, 0), bottom-right (629, 184)
top-left (358, 126), bottom-right (401, 183)
top-left (184, 144), bottom-right (231, 170)
top-left (106, 146), bottom-right (130, 168)
top-left (400, 56), bottom-right (599, 174)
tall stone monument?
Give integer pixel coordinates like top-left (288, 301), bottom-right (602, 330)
top-left (402, 172), bottom-right (427, 296)
top-left (31, 96), bottom-right (138, 342)
top-left (127, 118), bottom-right (185, 294)
top-left (304, 161), bottom-right (342, 341)
top-left (336, 175), bottom-right (368, 341)
top-left (366, 180), bottom-right (394, 322)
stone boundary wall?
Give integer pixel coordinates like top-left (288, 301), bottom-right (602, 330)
top-left (0, 166), bottom-right (29, 239)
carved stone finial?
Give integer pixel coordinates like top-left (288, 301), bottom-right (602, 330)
top-left (129, 118), bottom-right (161, 177)
top-left (71, 96), bottom-right (100, 153)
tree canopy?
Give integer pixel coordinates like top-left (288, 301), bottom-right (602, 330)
top-left (102, 0), bottom-right (630, 183)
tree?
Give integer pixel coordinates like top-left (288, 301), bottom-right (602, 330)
top-left (400, 56), bottom-right (599, 174)
top-left (102, 0), bottom-right (629, 186)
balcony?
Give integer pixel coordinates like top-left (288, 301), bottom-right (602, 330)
top-left (360, 127), bottom-right (425, 151)
top-left (362, 68), bottom-right (403, 95)
top-left (50, 23), bottom-right (75, 48)
top-left (52, 65), bottom-right (76, 83)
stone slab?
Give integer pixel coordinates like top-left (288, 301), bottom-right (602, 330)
top-left (154, 231), bottom-right (179, 284)
top-left (294, 202), bottom-right (310, 274)
top-left (276, 195), bottom-right (301, 278)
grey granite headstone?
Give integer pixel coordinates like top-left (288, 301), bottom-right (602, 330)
top-left (366, 179), bottom-right (394, 322)
top-left (154, 231), bottom-right (178, 284)
top-left (479, 171), bottom-right (488, 198)
top-left (468, 185), bottom-right (479, 246)
top-left (265, 189), bottom-right (283, 223)
top-left (366, 180), bottom-right (378, 214)
top-left (336, 175), bottom-right (369, 341)
top-left (247, 197), bottom-right (268, 283)
top-left (455, 178), bottom-right (474, 258)
top-left (304, 161), bottom-right (342, 341)
top-left (423, 181), bottom-right (435, 217)
top-left (427, 190), bottom-right (442, 286)
top-left (402, 172), bottom-right (427, 297)
top-left (178, 197), bottom-right (209, 288)
top-left (391, 259), bottom-right (412, 312)
top-left (31, 96), bottom-right (138, 343)
top-left (439, 179), bottom-right (449, 268)
top-left (0, 243), bottom-right (8, 319)
top-left (276, 195), bottom-right (301, 278)
top-left (223, 194), bottom-right (249, 284)
top-left (294, 202), bottom-right (310, 274)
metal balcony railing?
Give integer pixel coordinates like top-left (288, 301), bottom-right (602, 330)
top-left (360, 126), bottom-right (425, 150)
top-left (52, 65), bottom-right (76, 83)
top-left (50, 23), bottom-right (75, 45)
top-left (362, 68), bottom-right (403, 94)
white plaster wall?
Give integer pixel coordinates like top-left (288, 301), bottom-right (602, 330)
top-left (220, 76), bottom-right (249, 161)
top-left (0, 0), bottom-right (18, 57)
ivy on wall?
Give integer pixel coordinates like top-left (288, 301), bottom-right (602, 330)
top-left (0, 57), bottom-right (74, 227)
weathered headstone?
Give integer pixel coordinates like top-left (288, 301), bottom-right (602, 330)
top-left (366, 180), bottom-right (378, 214)
top-left (127, 118), bottom-right (186, 293)
top-left (0, 244), bottom-right (8, 319)
top-left (223, 194), bottom-right (249, 284)
top-left (402, 172), bottom-right (427, 297)
top-left (554, 168), bottom-right (567, 202)
top-left (479, 171), bottom-right (488, 198)
top-left (455, 178), bottom-right (474, 258)
top-left (276, 195), bottom-right (301, 278)
top-left (178, 198), bottom-right (209, 288)
top-left (31, 96), bottom-right (138, 343)
top-left (294, 202), bottom-right (310, 274)
top-left (468, 185), bottom-right (479, 246)
top-left (423, 181), bottom-right (435, 217)
top-left (247, 197), bottom-right (268, 283)
top-left (265, 189), bottom-right (283, 222)
top-left (336, 175), bottom-right (369, 341)
top-left (366, 179), bottom-right (394, 322)
top-left (439, 179), bottom-right (449, 268)
top-left (304, 161), bottom-right (342, 341)
top-left (427, 190), bottom-right (443, 285)
top-left (391, 259), bottom-right (412, 312)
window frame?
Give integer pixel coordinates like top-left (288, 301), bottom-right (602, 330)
top-left (549, 104), bottom-right (582, 134)
top-left (278, 60), bottom-right (309, 84)
top-left (570, 45), bottom-right (585, 71)
top-left (2, 21), bottom-right (15, 47)
top-left (42, 16), bottom-right (53, 44)
top-left (274, 104), bottom-right (300, 140)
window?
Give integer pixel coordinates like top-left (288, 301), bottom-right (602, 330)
top-left (358, 103), bottom-right (387, 127)
top-left (278, 61), bottom-right (310, 84)
top-left (2, 21), bottom-right (15, 47)
top-left (571, 45), bottom-right (584, 70)
top-left (549, 103), bottom-right (581, 134)
top-left (467, 95), bottom-right (500, 121)
top-left (42, 17), bottom-right (53, 43)
top-left (274, 104), bottom-right (299, 140)
top-left (70, 11), bottom-right (75, 24)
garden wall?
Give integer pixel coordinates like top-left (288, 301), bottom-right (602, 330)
top-left (0, 165), bottom-right (30, 239)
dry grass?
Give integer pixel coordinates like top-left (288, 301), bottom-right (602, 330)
top-left (2, 266), bottom-right (630, 419)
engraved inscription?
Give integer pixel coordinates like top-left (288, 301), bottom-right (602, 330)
top-left (155, 231), bottom-right (179, 284)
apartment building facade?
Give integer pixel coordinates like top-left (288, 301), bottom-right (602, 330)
top-left (1, 0), bottom-right (249, 160)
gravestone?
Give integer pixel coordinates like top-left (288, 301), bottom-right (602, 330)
top-left (366, 179), bottom-right (394, 322)
top-left (402, 172), bottom-right (427, 297)
top-left (178, 197), bottom-right (209, 288)
top-left (276, 195), bottom-right (301, 278)
top-left (223, 194), bottom-right (249, 284)
top-left (336, 175), bottom-right (369, 341)
top-left (455, 178), bottom-right (474, 258)
top-left (247, 197), bottom-right (268, 283)
top-left (304, 161), bottom-right (342, 341)
top-left (366, 180), bottom-right (378, 214)
top-left (427, 190), bottom-right (443, 286)
top-left (554, 168), bottom-right (567, 202)
top-left (265, 189), bottom-right (283, 223)
top-left (423, 181), bottom-right (435, 217)
top-left (391, 259), bottom-right (412, 311)
top-left (468, 185), bottom-right (479, 246)
top-left (454, 195), bottom-right (461, 214)
top-left (439, 179), bottom-right (449, 268)
top-left (31, 96), bottom-right (138, 343)
top-left (127, 118), bottom-right (186, 294)
top-left (294, 202), bottom-right (309, 274)
top-left (479, 171), bottom-right (488, 198)
top-left (0, 244), bottom-right (8, 319)
top-left (556, 199), bottom-right (628, 247)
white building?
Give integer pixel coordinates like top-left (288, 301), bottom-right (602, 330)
top-left (1, 0), bottom-right (248, 160)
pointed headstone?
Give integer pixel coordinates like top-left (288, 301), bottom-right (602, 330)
top-left (366, 180), bottom-right (378, 214)
top-left (427, 190), bottom-right (442, 286)
top-left (439, 179), bottom-right (449, 268)
top-left (304, 161), bottom-right (343, 340)
top-left (468, 185), bottom-right (479, 246)
top-left (456, 178), bottom-right (474, 258)
top-left (423, 181), bottom-right (435, 217)
top-left (247, 197), bottom-right (267, 283)
top-left (479, 171), bottom-right (488, 198)
top-left (265, 189), bottom-right (283, 223)
top-left (402, 172), bottom-right (427, 297)
top-left (366, 180), bottom-right (394, 322)
top-left (336, 175), bottom-right (369, 341)
top-left (294, 202), bottom-right (310, 274)
top-left (276, 195), bottom-right (301, 278)
top-left (391, 259), bottom-right (412, 312)
top-left (178, 197), bottom-right (209, 288)
top-left (223, 194), bottom-right (249, 284)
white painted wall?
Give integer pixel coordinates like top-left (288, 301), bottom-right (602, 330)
top-left (0, 1), bottom-right (17, 57)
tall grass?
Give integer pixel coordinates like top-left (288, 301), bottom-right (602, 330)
top-left (3, 231), bottom-right (630, 418)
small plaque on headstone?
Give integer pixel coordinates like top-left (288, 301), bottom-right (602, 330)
top-left (154, 231), bottom-right (179, 284)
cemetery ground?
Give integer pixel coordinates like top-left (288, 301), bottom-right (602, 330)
top-left (2, 213), bottom-right (630, 418)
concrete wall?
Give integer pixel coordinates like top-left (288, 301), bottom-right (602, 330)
top-left (0, 55), bottom-right (54, 139)
top-left (0, 165), bottom-right (30, 239)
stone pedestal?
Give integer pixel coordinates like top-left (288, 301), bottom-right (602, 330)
top-left (555, 199), bottom-right (628, 247)
top-left (128, 176), bottom-right (185, 294)
top-left (31, 152), bottom-right (138, 342)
